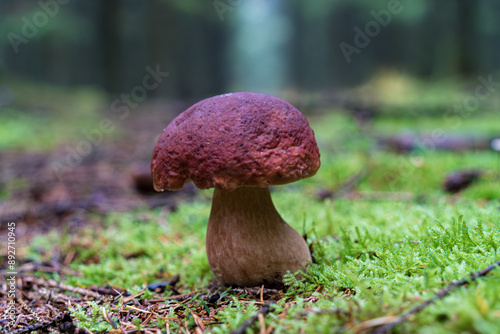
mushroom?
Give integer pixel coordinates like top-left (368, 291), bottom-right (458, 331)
top-left (151, 92), bottom-right (321, 287)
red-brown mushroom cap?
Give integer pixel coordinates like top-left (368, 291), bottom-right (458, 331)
top-left (151, 92), bottom-right (320, 192)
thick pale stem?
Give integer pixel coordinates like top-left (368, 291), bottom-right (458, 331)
top-left (206, 187), bottom-right (312, 287)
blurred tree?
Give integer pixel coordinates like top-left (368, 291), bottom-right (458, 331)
top-left (1, 0), bottom-right (499, 99)
top-left (99, 0), bottom-right (122, 94)
top-left (456, 0), bottom-right (477, 75)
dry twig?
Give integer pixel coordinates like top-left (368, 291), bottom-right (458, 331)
top-left (229, 302), bottom-right (275, 334)
top-left (317, 169), bottom-right (368, 201)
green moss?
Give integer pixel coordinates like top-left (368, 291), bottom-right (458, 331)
top-left (27, 188), bottom-right (500, 333)
top-left (69, 302), bottom-right (118, 333)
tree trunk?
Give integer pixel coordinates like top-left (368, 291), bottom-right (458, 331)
top-left (456, 0), bottom-right (477, 75)
top-left (99, 0), bottom-right (122, 93)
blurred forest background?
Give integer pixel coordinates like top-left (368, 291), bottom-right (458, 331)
top-left (1, 0), bottom-right (499, 99)
top-left (3, 2), bottom-right (500, 332)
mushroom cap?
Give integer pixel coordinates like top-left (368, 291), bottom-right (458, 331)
top-left (151, 92), bottom-right (321, 192)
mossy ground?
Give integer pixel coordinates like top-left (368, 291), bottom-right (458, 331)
top-left (1, 75), bottom-right (500, 333)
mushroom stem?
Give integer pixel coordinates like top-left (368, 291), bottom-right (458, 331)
top-left (206, 187), bottom-right (312, 287)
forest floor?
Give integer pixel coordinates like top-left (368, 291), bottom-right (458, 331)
top-left (1, 74), bottom-right (500, 333)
